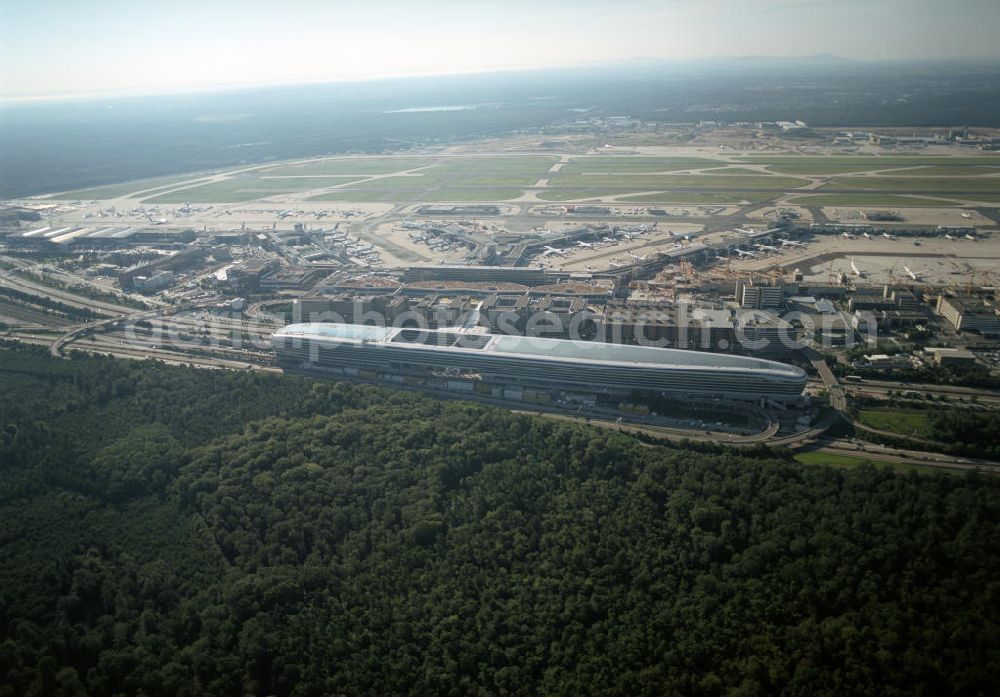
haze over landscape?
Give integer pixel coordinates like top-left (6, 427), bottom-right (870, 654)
top-left (3, 0), bottom-right (1000, 100)
top-left (2, 1), bottom-right (1000, 695)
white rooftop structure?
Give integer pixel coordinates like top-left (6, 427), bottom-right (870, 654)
top-left (272, 323), bottom-right (807, 403)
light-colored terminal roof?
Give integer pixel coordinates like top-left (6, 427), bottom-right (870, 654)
top-left (274, 323), bottom-right (805, 380)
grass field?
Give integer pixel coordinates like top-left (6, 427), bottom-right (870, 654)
top-left (892, 165), bottom-right (1000, 176)
top-left (536, 189), bottom-right (776, 203)
top-left (789, 193), bottom-right (960, 207)
top-left (309, 187), bottom-right (524, 202)
top-left (303, 157), bottom-right (558, 202)
top-left (557, 157), bottom-right (722, 174)
top-left (793, 451), bottom-right (944, 475)
top-left (615, 191), bottom-right (777, 204)
top-left (856, 409), bottom-right (932, 436)
top-left (48, 153), bottom-right (1000, 206)
top-left (547, 173), bottom-right (809, 191)
top-left (259, 158), bottom-right (434, 176)
top-left (57, 173), bottom-right (213, 200)
top-left (701, 167), bottom-right (769, 175)
top-left (144, 176), bottom-right (368, 203)
top-left (953, 193), bottom-right (1000, 202)
top-left (738, 155), bottom-right (1000, 175)
top-left (822, 177), bottom-right (1000, 194)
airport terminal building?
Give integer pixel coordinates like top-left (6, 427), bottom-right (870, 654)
top-left (271, 323), bottom-right (807, 405)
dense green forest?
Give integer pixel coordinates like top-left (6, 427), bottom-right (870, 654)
top-left (1, 344), bottom-right (999, 696)
top-left (928, 410), bottom-right (1000, 460)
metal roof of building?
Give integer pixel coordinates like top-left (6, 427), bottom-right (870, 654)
top-left (274, 323), bottom-right (804, 379)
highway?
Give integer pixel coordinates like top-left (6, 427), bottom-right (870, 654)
top-left (801, 345), bottom-right (847, 411)
top-left (814, 441), bottom-right (1000, 475)
top-left (846, 377), bottom-right (1000, 404)
top-left (0, 267), bottom-right (135, 317)
top-left (4, 264), bottom-right (996, 475)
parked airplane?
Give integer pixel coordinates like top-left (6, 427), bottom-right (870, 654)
top-left (862, 232), bottom-right (872, 239)
top-left (541, 246), bottom-right (567, 257)
top-left (781, 239), bottom-right (805, 247)
top-left (850, 258), bottom-right (864, 277)
top-left (944, 233), bottom-right (957, 240)
top-left (882, 232), bottom-right (896, 240)
top-left (757, 244), bottom-right (779, 252)
top-left (841, 232), bottom-right (854, 239)
top-left (577, 241), bottom-right (594, 249)
top-left (903, 265), bottom-right (920, 281)
top-left (965, 234), bottom-right (977, 241)
top-left (734, 249), bottom-right (756, 258)
top-left (737, 226), bottom-right (782, 236)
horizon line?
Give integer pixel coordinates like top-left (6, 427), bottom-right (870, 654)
top-left (4, 53), bottom-right (1000, 106)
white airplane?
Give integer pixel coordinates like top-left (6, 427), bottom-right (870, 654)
top-left (757, 244), bottom-right (779, 252)
top-left (841, 232), bottom-right (854, 239)
top-left (850, 258), bottom-right (864, 277)
top-left (882, 232), bottom-right (896, 240)
top-left (628, 252), bottom-right (651, 261)
top-left (965, 234), bottom-right (977, 241)
top-left (737, 226), bottom-right (782, 236)
top-left (781, 239), bottom-right (805, 247)
top-left (401, 220), bottom-right (425, 230)
top-left (734, 249), bottom-right (756, 258)
top-left (608, 259), bottom-right (630, 268)
top-left (577, 241), bottom-right (594, 249)
top-left (541, 246), bottom-right (566, 257)
top-left (944, 233), bottom-right (956, 240)
top-left (862, 232), bottom-right (872, 239)
top-left (961, 212), bottom-right (972, 219)
top-left (903, 265), bottom-right (920, 281)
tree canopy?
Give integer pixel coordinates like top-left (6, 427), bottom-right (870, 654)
top-left (1, 344), bottom-right (999, 696)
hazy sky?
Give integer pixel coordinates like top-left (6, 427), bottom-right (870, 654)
top-left (2, 0), bottom-right (999, 99)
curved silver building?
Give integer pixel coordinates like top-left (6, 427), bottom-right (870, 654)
top-left (271, 323), bottom-right (807, 403)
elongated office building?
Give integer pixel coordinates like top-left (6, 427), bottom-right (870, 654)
top-left (271, 323), bottom-right (807, 404)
